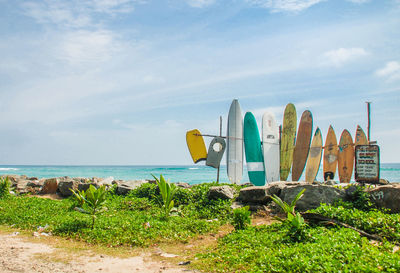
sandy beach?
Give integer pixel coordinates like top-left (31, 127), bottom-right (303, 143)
top-left (0, 232), bottom-right (197, 273)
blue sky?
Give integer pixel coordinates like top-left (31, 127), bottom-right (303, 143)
top-left (0, 0), bottom-right (399, 165)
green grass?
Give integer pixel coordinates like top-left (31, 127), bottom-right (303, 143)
top-left (0, 189), bottom-right (225, 247)
top-left (310, 203), bottom-right (400, 243)
top-left (196, 224), bottom-right (400, 272)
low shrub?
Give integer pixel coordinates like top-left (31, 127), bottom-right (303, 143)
top-left (311, 203), bottom-right (400, 242)
top-left (231, 206), bottom-right (251, 230)
top-left (0, 177), bottom-right (11, 198)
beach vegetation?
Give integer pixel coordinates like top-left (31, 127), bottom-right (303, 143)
top-left (152, 174), bottom-right (177, 218)
top-left (346, 185), bottom-right (376, 211)
top-left (195, 223), bottom-right (400, 272)
top-left (0, 184), bottom-right (222, 247)
top-left (231, 206), bottom-right (251, 230)
top-left (271, 189), bottom-right (309, 242)
top-left (311, 203), bottom-right (400, 243)
top-left (0, 177), bottom-right (11, 198)
top-left (70, 185), bottom-right (108, 229)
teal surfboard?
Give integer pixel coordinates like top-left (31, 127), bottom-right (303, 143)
top-left (244, 112), bottom-right (266, 186)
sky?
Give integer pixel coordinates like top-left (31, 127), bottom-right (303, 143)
top-left (0, 0), bottom-right (399, 165)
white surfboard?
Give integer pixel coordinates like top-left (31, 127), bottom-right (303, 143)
top-left (262, 111), bottom-right (280, 182)
top-left (226, 99), bottom-right (243, 184)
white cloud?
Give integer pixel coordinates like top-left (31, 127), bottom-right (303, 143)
top-left (186, 0), bottom-right (215, 8)
top-left (57, 30), bottom-right (118, 65)
top-left (21, 0), bottom-right (140, 28)
top-left (375, 61), bottom-right (400, 81)
top-left (247, 0), bottom-right (324, 13)
top-left (322, 47), bottom-right (368, 66)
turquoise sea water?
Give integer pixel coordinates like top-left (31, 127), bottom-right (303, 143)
top-left (0, 164), bottom-right (399, 184)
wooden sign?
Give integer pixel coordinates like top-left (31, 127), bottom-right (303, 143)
top-left (355, 145), bottom-right (380, 183)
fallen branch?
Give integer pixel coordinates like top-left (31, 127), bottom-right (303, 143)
top-left (302, 212), bottom-right (383, 242)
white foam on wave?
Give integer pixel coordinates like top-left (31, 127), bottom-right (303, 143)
top-left (189, 167), bottom-right (199, 170)
top-left (0, 168), bottom-right (19, 171)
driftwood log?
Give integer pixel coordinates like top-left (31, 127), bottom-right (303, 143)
top-left (301, 212), bottom-right (383, 242)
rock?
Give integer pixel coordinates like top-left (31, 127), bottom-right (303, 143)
top-left (41, 178), bottom-right (59, 194)
top-left (116, 180), bottom-right (148, 195)
top-left (378, 179), bottom-right (390, 185)
top-left (368, 184), bottom-right (400, 213)
top-left (175, 182), bottom-right (191, 188)
top-left (207, 186), bottom-right (235, 200)
top-left (26, 181), bottom-right (42, 188)
top-left (78, 182), bottom-right (99, 192)
top-left (324, 180), bottom-right (337, 186)
top-left (280, 184), bottom-right (345, 211)
top-left (98, 177), bottom-right (114, 186)
top-left (230, 201), bottom-right (244, 210)
top-left (237, 182), bottom-right (299, 204)
top-left (58, 180), bottom-right (79, 197)
top-left (73, 177), bottom-right (89, 183)
top-left (14, 180), bottom-right (30, 194)
top-left (237, 186), bottom-right (269, 203)
top-left (28, 177), bottom-right (38, 181)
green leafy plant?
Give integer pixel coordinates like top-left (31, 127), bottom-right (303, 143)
top-left (232, 206), bottom-right (251, 230)
top-left (0, 177), bottom-right (11, 198)
top-left (71, 188), bottom-right (86, 207)
top-left (152, 174), bottom-right (177, 218)
top-left (346, 185), bottom-right (376, 211)
top-left (311, 203), bottom-right (400, 243)
top-left (271, 189), bottom-right (308, 242)
top-left (71, 185), bottom-right (107, 229)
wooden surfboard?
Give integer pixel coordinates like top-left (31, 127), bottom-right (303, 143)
top-left (338, 129), bottom-right (354, 183)
top-left (206, 137), bottom-right (226, 168)
top-left (355, 125), bottom-right (368, 146)
top-left (323, 125), bottom-right (338, 181)
top-left (186, 129), bottom-right (207, 163)
top-left (292, 110), bottom-right (313, 181)
top-left (305, 127), bottom-right (323, 183)
top-left (280, 103), bottom-right (297, 181)
top-left (226, 99), bottom-right (244, 184)
top-left (262, 111), bottom-right (280, 182)
top-left (244, 112), bottom-right (266, 186)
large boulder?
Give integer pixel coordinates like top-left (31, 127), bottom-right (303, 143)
top-left (207, 186), bottom-right (235, 200)
top-left (116, 180), bottom-right (148, 195)
top-left (58, 179), bottom-right (79, 197)
top-left (281, 184), bottom-right (345, 211)
top-left (237, 182), bottom-right (300, 204)
top-left (41, 178), bottom-right (58, 194)
top-left (78, 182), bottom-right (99, 192)
top-left (14, 179), bottom-right (30, 194)
top-left (368, 184), bottom-right (400, 213)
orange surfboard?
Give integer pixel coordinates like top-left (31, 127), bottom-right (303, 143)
top-left (292, 110), bottom-right (313, 181)
top-left (338, 129), bottom-right (354, 183)
top-left (355, 125), bottom-right (368, 146)
top-left (323, 126), bottom-right (338, 181)
top-left (305, 127), bottom-right (323, 183)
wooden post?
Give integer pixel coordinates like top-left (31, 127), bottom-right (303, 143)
top-left (366, 102), bottom-right (371, 143)
top-left (216, 116), bottom-right (222, 183)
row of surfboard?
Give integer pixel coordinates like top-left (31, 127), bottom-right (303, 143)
top-left (186, 100), bottom-right (368, 185)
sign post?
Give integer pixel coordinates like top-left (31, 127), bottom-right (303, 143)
top-left (355, 145), bottom-right (380, 184)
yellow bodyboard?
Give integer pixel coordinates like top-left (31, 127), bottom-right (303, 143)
top-left (186, 129), bottom-right (207, 164)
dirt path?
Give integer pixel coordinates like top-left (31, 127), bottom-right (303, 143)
top-left (0, 232), bottom-right (198, 273)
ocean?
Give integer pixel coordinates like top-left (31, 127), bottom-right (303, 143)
top-left (0, 164), bottom-right (399, 184)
